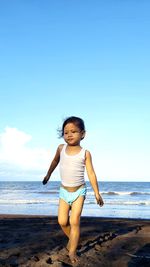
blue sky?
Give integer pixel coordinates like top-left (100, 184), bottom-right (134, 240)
top-left (0, 0), bottom-right (150, 181)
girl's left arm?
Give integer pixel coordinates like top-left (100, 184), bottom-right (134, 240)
top-left (85, 150), bottom-right (104, 206)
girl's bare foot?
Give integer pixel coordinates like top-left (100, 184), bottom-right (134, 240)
top-left (69, 252), bottom-right (79, 264)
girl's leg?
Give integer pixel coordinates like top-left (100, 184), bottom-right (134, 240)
top-left (58, 198), bottom-right (71, 239)
top-left (69, 196), bottom-right (85, 263)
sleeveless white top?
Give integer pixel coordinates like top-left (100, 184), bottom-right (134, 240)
top-left (59, 144), bottom-right (86, 187)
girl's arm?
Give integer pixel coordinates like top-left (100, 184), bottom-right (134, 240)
top-left (42, 144), bottom-right (63, 185)
top-left (85, 150), bottom-right (104, 206)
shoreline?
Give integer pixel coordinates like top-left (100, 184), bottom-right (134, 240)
top-left (0, 215), bottom-right (150, 266)
top-left (1, 213), bottom-right (150, 221)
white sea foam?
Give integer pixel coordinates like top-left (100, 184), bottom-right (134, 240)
top-left (0, 199), bottom-right (58, 205)
top-left (100, 191), bottom-right (150, 196)
top-left (105, 200), bottom-right (150, 206)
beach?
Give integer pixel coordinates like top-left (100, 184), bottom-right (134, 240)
top-left (0, 215), bottom-right (149, 267)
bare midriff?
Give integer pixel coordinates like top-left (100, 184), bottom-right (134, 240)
top-left (61, 183), bottom-right (85, 192)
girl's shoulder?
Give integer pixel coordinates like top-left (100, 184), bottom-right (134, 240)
top-left (85, 149), bottom-right (92, 159)
top-left (84, 148), bottom-right (90, 153)
top-left (58, 144), bottom-right (66, 153)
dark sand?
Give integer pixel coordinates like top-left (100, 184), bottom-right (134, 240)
top-left (0, 215), bottom-right (150, 267)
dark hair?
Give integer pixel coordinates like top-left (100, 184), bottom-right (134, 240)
top-left (58, 116), bottom-right (85, 138)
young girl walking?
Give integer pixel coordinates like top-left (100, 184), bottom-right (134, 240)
top-left (43, 116), bottom-right (104, 264)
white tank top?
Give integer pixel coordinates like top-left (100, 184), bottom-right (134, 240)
top-left (59, 144), bottom-right (86, 187)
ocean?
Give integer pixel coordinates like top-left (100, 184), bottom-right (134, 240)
top-left (0, 181), bottom-right (149, 219)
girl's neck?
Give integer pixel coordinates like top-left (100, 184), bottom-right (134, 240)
top-left (67, 143), bottom-right (80, 147)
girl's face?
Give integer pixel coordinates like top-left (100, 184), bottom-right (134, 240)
top-left (63, 123), bottom-right (85, 145)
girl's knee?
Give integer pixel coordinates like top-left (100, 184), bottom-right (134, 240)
top-left (70, 216), bottom-right (80, 227)
top-left (58, 217), bottom-right (68, 227)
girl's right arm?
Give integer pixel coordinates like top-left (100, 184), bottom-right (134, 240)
top-left (42, 144), bottom-right (63, 185)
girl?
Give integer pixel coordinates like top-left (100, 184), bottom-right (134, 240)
top-left (43, 116), bottom-right (104, 264)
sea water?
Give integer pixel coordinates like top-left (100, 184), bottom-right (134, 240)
top-left (0, 181), bottom-right (149, 219)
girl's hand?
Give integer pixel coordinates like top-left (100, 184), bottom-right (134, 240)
top-left (95, 193), bottom-right (104, 207)
top-left (42, 175), bottom-right (49, 185)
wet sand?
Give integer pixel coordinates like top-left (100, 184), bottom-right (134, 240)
top-left (0, 214), bottom-right (150, 266)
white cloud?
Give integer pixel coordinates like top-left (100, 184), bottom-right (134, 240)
top-left (0, 127), bottom-right (50, 172)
